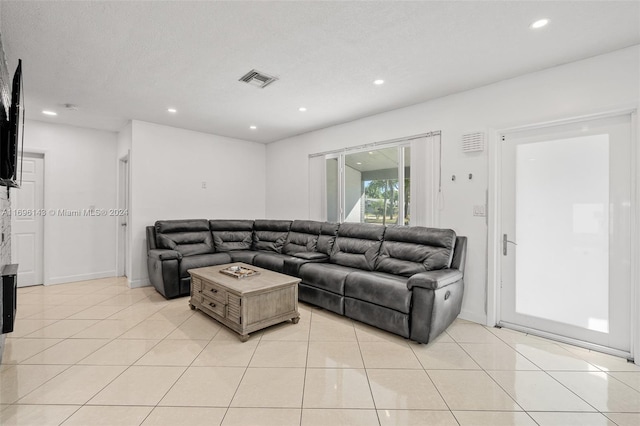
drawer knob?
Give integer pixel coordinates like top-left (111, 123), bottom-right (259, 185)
top-left (210, 289), bottom-right (218, 293)
top-left (209, 302), bottom-right (216, 308)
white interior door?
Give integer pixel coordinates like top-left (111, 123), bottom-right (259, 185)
top-left (499, 113), bottom-right (633, 355)
top-left (11, 154), bottom-right (44, 287)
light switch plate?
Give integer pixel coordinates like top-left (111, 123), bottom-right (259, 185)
top-left (473, 205), bottom-right (486, 217)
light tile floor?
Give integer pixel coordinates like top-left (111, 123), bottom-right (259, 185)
top-left (1, 277), bottom-right (639, 425)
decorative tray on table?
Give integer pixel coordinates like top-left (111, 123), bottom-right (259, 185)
top-left (219, 265), bottom-right (260, 279)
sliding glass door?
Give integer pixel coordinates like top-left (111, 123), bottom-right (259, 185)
top-left (326, 145), bottom-right (410, 225)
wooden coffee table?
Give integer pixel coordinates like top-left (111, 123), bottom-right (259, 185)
top-left (188, 263), bottom-right (300, 342)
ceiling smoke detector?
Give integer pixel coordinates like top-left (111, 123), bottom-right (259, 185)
top-left (238, 69), bottom-right (279, 89)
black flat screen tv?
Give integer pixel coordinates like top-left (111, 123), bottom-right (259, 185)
top-left (0, 59), bottom-right (24, 188)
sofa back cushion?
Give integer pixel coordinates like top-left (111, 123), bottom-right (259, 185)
top-left (330, 223), bottom-right (385, 271)
top-left (375, 226), bottom-right (456, 277)
top-left (283, 220), bottom-right (322, 254)
top-left (155, 219), bottom-right (213, 256)
top-left (209, 220), bottom-right (254, 252)
top-left (253, 219), bottom-right (292, 253)
top-left (317, 222), bottom-right (339, 255)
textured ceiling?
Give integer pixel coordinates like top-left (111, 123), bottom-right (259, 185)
top-left (1, 1), bottom-right (638, 143)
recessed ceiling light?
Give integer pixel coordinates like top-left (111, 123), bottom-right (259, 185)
top-left (42, 110), bottom-right (57, 116)
top-left (167, 108), bottom-right (177, 113)
top-left (368, 151), bottom-right (374, 155)
top-left (373, 79), bottom-right (385, 85)
top-left (249, 125), bottom-right (257, 130)
top-left (356, 162), bottom-right (362, 165)
top-left (298, 107), bottom-right (307, 112)
top-left (530, 18), bottom-right (549, 29)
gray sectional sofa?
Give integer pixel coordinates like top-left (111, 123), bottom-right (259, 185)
top-left (146, 218), bottom-right (467, 343)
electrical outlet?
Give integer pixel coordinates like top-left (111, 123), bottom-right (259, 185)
top-left (201, 181), bottom-right (207, 189)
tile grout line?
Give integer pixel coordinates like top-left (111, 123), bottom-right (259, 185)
top-left (452, 335), bottom-right (539, 425)
top-left (489, 326), bottom-right (605, 414)
top-left (6, 281), bottom-right (136, 425)
top-left (483, 325), bottom-right (604, 422)
top-left (136, 313), bottom-right (221, 426)
top-left (353, 317), bottom-right (383, 426)
top-left (23, 284), bottom-right (191, 423)
top-left (217, 325), bottom-right (265, 425)
top-left (408, 335), bottom-right (460, 425)
top-left (60, 284), bottom-right (166, 421)
top-left (298, 307), bottom-right (314, 426)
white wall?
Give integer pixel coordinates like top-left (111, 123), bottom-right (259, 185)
top-left (24, 120), bottom-right (119, 284)
top-left (128, 121), bottom-right (266, 287)
top-left (265, 46), bottom-right (640, 324)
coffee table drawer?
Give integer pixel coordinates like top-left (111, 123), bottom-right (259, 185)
top-left (201, 294), bottom-right (226, 317)
top-left (202, 280), bottom-right (227, 304)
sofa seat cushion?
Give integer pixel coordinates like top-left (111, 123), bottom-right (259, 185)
top-left (293, 252), bottom-right (328, 261)
top-left (229, 250), bottom-right (260, 264)
top-left (299, 263), bottom-right (360, 295)
top-left (253, 252), bottom-right (297, 273)
top-left (344, 271), bottom-right (412, 314)
top-left (179, 253), bottom-right (232, 278)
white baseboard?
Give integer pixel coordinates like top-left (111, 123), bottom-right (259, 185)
top-left (458, 309), bottom-right (488, 326)
top-left (128, 278), bottom-right (150, 289)
top-left (46, 270), bottom-right (117, 286)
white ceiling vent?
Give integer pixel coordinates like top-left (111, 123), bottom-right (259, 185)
top-left (462, 132), bottom-right (485, 153)
top-left (238, 69), bottom-right (279, 89)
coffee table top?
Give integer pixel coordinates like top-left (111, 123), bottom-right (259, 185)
top-left (188, 263), bottom-right (300, 295)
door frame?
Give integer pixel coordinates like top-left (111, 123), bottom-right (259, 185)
top-left (487, 107), bottom-right (639, 363)
top-left (116, 152), bottom-right (130, 278)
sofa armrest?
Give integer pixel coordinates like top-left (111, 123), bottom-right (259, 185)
top-left (148, 249), bottom-right (183, 261)
top-left (292, 252), bottom-right (329, 261)
top-left (407, 269), bottom-right (463, 290)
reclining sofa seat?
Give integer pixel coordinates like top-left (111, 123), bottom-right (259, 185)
top-left (250, 219), bottom-right (294, 272)
top-left (146, 219), bottom-right (231, 298)
top-left (347, 225), bottom-right (459, 342)
top-left (298, 222), bottom-right (385, 316)
top-left (209, 219), bottom-right (294, 271)
top-left (282, 221), bottom-right (339, 276)
top-left (298, 222), bottom-right (464, 343)
top-left (209, 219), bottom-right (255, 263)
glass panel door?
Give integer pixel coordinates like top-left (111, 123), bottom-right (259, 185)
top-left (500, 114), bottom-right (632, 353)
